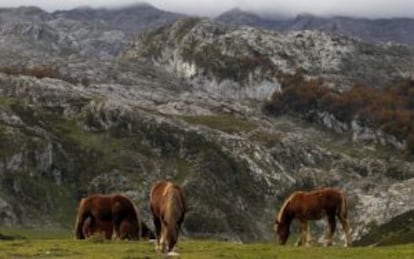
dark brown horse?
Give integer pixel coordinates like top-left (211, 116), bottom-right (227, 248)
top-left (150, 181), bottom-right (186, 254)
top-left (74, 193), bottom-right (140, 240)
top-left (82, 216), bottom-right (112, 239)
top-left (82, 215), bottom-right (155, 240)
top-left (275, 187), bottom-right (351, 247)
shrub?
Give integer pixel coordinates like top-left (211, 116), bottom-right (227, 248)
top-left (0, 65), bottom-right (89, 86)
top-left (0, 65), bottom-right (60, 79)
top-left (265, 72), bottom-right (414, 151)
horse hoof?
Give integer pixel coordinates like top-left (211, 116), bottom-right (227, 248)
top-left (167, 251), bottom-right (180, 257)
top-left (155, 244), bottom-right (161, 252)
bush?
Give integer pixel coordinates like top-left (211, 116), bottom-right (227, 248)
top-left (265, 72), bottom-right (414, 150)
top-left (0, 65), bottom-right (60, 79)
top-left (0, 65), bottom-right (90, 86)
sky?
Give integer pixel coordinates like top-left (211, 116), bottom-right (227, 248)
top-left (0, 0), bottom-right (414, 18)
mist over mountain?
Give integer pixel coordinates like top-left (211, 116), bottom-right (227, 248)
top-left (217, 8), bottom-right (414, 45)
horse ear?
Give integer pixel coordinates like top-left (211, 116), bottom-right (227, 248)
top-left (275, 219), bottom-right (279, 225)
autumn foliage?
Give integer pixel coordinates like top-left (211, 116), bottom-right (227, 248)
top-left (0, 65), bottom-right (60, 79)
top-left (0, 65), bottom-right (90, 86)
top-left (265, 70), bottom-right (414, 153)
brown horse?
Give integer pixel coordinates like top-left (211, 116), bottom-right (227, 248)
top-left (82, 216), bottom-right (112, 239)
top-left (150, 181), bottom-right (186, 254)
top-left (74, 193), bottom-right (140, 240)
top-left (275, 187), bottom-right (351, 247)
top-left (82, 215), bottom-right (155, 240)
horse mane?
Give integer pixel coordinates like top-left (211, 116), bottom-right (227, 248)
top-left (277, 192), bottom-right (298, 223)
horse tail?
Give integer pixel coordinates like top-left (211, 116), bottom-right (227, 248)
top-left (339, 190), bottom-right (348, 220)
top-left (133, 203), bottom-right (142, 239)
top-left (74, 198), bottom-right (88, 239)
top-left (164, 184), bottom-right (185, 251)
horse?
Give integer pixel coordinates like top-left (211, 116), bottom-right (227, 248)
top-left (74, 193), bottom-right (141, 240)
top-left (149, 181), bottom-right (187, 254)
top-left (274, 187), bottom-right (351, 247)
top-left (82, 215), bottom-right (155, 240)
top-left (82, 215), bottom-right (112, 239)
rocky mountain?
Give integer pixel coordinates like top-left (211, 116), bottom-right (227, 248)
top-left (126, 18), bottom-right (414, 94)
top-left (0, 4), bottom-right (184, 62)
top-left (52, 3), bottom-right (184, 34)
top-left (0, 9), bottom-right (413, 245)
top-left (217, 9), bottom-right (414, 45)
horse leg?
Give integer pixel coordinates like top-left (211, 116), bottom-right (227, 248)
top-left (305, 223), bottom-right (313, 246)
top-left (153, 216), bottom-right (162, 252)
top-left (82, 216), bottom-right (93, 239)
top-left (74, 212), bottom-right (88, 240)
top-left (295, 220), bottom-right (307, 246)
top-left (119, 220), bottom-right (128, 240)
top-left (112, 215), bottom-right (122, 240)
top-left (160, 221), bottom-right (168, 253)
top-left (339, 216), bottom-right (352, 247)
top-left (325, 215), bottom-right (336, 246)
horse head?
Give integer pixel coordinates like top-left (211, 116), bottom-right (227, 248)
top-left (275, 219), bottom-right (290, 245)
top-left (275, 193), bottom-right (295, 245)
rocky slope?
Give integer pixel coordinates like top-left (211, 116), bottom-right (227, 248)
top-left (0, 11), bottom-right (413, 244)
top-left (125, 18), bottom-right (414, 95)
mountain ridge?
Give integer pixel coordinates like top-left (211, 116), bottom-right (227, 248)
top-left (217, 8), bottom-right (414, 45)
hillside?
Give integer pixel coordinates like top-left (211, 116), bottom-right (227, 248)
top-left (126, 18), bottom-right (414, 93)
top-left (0, 10), bottom-right (413, 245)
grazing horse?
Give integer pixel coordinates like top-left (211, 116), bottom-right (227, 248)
top-left (275, 187), bottom-right (351, 247)
top-left (74, 193), bottom-right (140, 240)
top-left (82, 215), bottom-right (155, 240)
top-left (82, 215), bottom-right (112, 239)
top-left (150, 181), bottom-right (187, 254)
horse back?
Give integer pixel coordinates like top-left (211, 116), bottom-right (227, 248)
top-left (150, 181), bottom-right (170, 217)
top-left (316, 188), bottom-right (343, 211)
top-left (150, 181), bottom-right (186, 218)
top-left (80, 194), bottom-right (137, 221)
top-left (289, 188), bottom-right (343, 219)
top-left (311, 187), bottom-right (343, 215)
top-left (111, 194), bottom-right (137, 218)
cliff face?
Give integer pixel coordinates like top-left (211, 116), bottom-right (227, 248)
top-left (0, 10), bottom-right (413, 244)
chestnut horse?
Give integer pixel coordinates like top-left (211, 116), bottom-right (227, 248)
top-left (150, 181), bottom-right (186, 254)
top-left (74, 193), bottom-right (140, 240)
top-left (275, 187), bottom-right (351, 247)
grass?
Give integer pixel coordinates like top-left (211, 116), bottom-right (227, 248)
top-left (180, 115), bottom-right (257, 134)
top-left (356, 210), bottom-right (414, 246)
top-left (248, 130), bottom-right (283, 148)
top-left (0, 230), bottom-right (413, 258)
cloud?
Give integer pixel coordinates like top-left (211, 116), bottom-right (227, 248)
top-left (0, 0), bottom-right (413, 18)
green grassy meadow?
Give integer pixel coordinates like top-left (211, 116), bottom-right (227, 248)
top-left (0, 229), bottom-right (413, 258)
